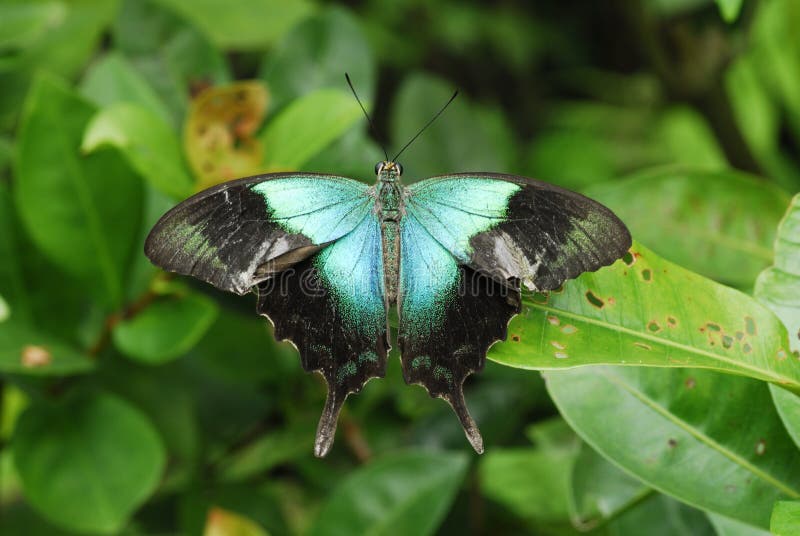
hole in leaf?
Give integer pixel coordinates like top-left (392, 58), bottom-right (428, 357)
top-left (511, 334), bottom-right (521, 342)
top-left (585, 291), bottom-right (604, 309)
top-left (722, 335), bottom-right (733, 349)
top-left (641, 269), bottom-right (652, 282)
top-left (554, 352), bottom-right (568, 359)
top-left (622, 252), bottom-right (635, 266)
top-left (666, 316), bottom-right (678, 328)
top-left (647, 321), bottom-right (662, 333)
top-left (547, 315), bottom-right (560, 326)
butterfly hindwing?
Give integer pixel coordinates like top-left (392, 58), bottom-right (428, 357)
top-left (256, 211), bottom-right (388, 457)
top-left (405, 173), bottom-right (632, 291)
top-left (145, 173), bottom-right (371, 294)
top-left (398, 212), bottom-right (520, 452)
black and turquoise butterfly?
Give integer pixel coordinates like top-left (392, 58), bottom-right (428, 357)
top-left (145, 162), bottom-right (631, 456)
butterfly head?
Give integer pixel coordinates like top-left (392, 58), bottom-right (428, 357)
top-left (375, 161), bottom-right (403, 181)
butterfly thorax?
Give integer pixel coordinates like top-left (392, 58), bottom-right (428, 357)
top-left (376, 167), bottom-right (403, 306)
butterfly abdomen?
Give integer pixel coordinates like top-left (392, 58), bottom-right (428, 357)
top-left (378, 178), bottom-right (403, 305)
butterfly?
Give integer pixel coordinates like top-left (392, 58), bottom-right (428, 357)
top-left (144, 158), bottom-right (631, 456)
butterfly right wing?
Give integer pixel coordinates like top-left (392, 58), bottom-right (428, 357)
top-left (145, 173), bottom-right (372, 294)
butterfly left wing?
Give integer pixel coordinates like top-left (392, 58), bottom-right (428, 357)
top-left (256, 210), bottom-right (388, 457)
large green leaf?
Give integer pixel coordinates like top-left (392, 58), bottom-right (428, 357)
top-left (569, 442), bottom-right (651, 529)
top-left (83, 102), bottom-right (194, 198)
top-left (585, 169), bottom-right (790, 287)
top-left (12, 392), bottom-right (166, 534)
top-left (152, 0), bottom-right (314, 50)
top-left (14, 74), bottom-right (143, 308)
top-left (261, 89), bottom-right (363, 171)
top-left (307, 451), bottom-right (468, 536)
top-left (771, 501), bottom-right (800, 536)
top-left (489, 240), bottom-right (799, 392)
top-left (754, 194), bottom-right (800, 450)
top-left (546, 367), bottom-right (800, 527)
top-left (260, 6), bottom-right (375, 112)
top-left (112, 291), bottom-right (218, 364)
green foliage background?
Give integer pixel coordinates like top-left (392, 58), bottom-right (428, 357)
top-left (2, 0), bottom-right (800, 534)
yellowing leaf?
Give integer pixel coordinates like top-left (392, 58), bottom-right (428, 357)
top-left (184, 81), bottom-right (269, 189)
top-left (204, 507), bottom-right (270, 536)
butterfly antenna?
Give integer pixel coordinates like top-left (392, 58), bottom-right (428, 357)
top-left (345, 73), bottom-right (389, 161)
top-left (392, 89), bottom-right (458, 162)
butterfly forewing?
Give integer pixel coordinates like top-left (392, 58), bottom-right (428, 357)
top-left (144, 173), bottom-right (371, 295)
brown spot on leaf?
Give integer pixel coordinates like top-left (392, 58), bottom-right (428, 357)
top-left (666, 316), bottom-right (678, 328)
top-left (706, 323), bottom-right (721, 332)
top-left (550, 340), bottom-right (565, 350)
top-left (634, 342), bottom-right (652, 351)
top-left (547, 315), bottom-right (560, 326)
top-left (641, 268), bottom-right (653, 282)
top-left (22, 345), bottom-right (51, 368)
top-left (561, 324), bottom-right (578, 335)
top-left (511, 334), bottom-right (521, 342)
top-left (735, 331), bottom-right (744, 341)
top-left (755, 439), bottom-right (766, 456)
top-left (685, 377), bottom-right (696, 389)
top-left (647, 321), bottom-right (662, 334)
top-left (745, 316), bottom-right (757, 336)
top-left (585, 291), bottom-right (604, 309)
top-left (777, 349), bottom-right (788, 361)
top-left (622, 252), bottom-right (635, 266)
top-left (667, 438), bottom-right (677, 448)
top-left (721, 335), bottom-right (733, 350)
top-left (743, 343), bottom-right (752, 354)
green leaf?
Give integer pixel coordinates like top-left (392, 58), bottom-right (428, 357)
top-left (570, 442), bottom-right (651, 529)
top-left (14, 73), bottom-right (143, 308)
top-left (83, 102), bottom-right (194, 198)
top-left (717, 0), bottom-right (744, 23)
top-left (80, 52), bottom-right (173, 126)
top-left (0, 321), bottom-right (93, 375)
top-left (708, 513), bottom-right (772, 536)
top-left (308, 451), bottom-right (468, 536)
top-left (0, 294), bottom-right (8, 322)
top-left (12, 392), bottom-right (166, 534)
top-left (585, 168), bottom-right (790, 287)
top-left (261, 89), bottom-right (363, 171)
top-left (480, 443), bottom-right (576, 524)
top-left (0, 2), bottom-right (67, 51)
top-left (490, 240), bottom-right (799, 392)
top-left (754, 194), bottom-right (800, 449)
top-left (112, 292), bottom-right (218, 364)
top-left (546, 367), bottom-right (800, 527)
top-left (771, 501), bottom-right (800, 536)
top-left (608, 494), bottom-right (715, 536)
top-left (391, 74), bottom-right (515, 181)
top-left (152, 0), bottom-right (314, 50)
top-left (260, 6), bottom-right (375, 112)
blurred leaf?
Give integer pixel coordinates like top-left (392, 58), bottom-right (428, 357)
top-left (153, 0), bottom-right (314, 50)
top-left (708, 513), bottom-right (772, 535)
top-left (304, 126), bottom-right (384, 183)
top-left (260, 6), bottom-right (375, 112)
top-left (0, 322), bottom-right (92, 375)
top-left (585, 168), bottom-right (790, 287)
top-left (754, 194), bottom-right (800, 450)
top-left (570, 443), bottom-right (651, 529)
top-left (716, 0), bottom-right (744, 22)
top-left (607, 494), bottom-right (715, 536)
top-left (0, 295), bottom-right (7, 323)
top-left (14, 73), bottom-right (143, 308)
top-left (308, 450), bottom-right (468, 536)
top-left (261, 89), bottom-right (363, 172)
top-left (204, 507), bottom-right (269, 536)
top-left (12, 392), bottom-right (166, 534)
top-left (771, 501), bottom-right (800, 536)
top-left (185, 81), bottom-right (268, 187)
top-left (0, 0), bottom-right (118, 127)
top-left (83, 102), bottom-right (194, 198)
top-left (112, 0), bottom-right (231, 123)
top-left (81, 52), bottom-right (173, 126)
top-left (113, 292), bottom-right (218, 364)
top-left (546, 367), bottom-right (800, 528)
top-left (526, 131), bottom-right (617, 191)
top-left (1, 384), bottom-right (29, 440)
top-left (217, 422), bottom-right (315, 482)
top-left (0, 2), bottom-right (66, 51)
top-left (390, 74), bottom-right (516, 180)
top-left (654, 107), bottom-right (727, 169)
top-left (0, 184), bottom-right (30, 323)
top-left (480, 434), bottom-right (578, 528)
top-left (490, 240), bottom-right (799, 391)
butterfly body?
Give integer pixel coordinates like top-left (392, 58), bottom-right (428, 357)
top-left (145, 161), bottom-right (631, 456)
